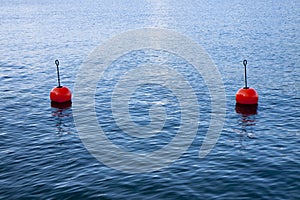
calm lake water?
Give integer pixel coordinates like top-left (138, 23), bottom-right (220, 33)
top-left (0, 0), bottom-right (299, 199)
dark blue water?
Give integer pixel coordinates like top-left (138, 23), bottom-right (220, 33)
top-left (1, 0), bottom-right (299, 199)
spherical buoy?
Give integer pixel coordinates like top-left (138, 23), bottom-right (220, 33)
top-left (50, 60), bottom-right (72, 106)
top-left (235, 60), bottom-right (258, 105)
top-left (50, 86), bottom-right (72, 103)
top-left (236, 87), bottom-right (258, 105)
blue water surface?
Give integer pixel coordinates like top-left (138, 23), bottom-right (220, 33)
top-left (0, 0), bottom-right (299, 199)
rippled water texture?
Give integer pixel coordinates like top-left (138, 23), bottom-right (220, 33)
top-left (0, 0), bottom-right (299, 199)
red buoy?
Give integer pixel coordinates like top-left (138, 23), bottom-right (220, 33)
top-left (50, 86), bottom-right (72, 103)
top-left (235, 60), bottom-right (258, 105)
top-left (236, 87), bottom-right (258, 105)
top-left (50, 60), bottom-right (72, 105)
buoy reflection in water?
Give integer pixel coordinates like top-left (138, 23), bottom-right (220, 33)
top-left (51, 107), bottom-right (73, 136)
top-left (235, 104), bottom-right (258, 151)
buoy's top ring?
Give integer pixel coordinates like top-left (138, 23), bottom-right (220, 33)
top-left (243, 60), bottom-right (247, 66)
top-left (55, 60), bottom-right (59, 66)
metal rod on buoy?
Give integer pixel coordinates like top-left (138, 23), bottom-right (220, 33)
top-left (235, 59), bottom-right (258, 105)
top-left (243, 60), bottom-right (248, 89)
top-left (50, 59), bottom-right (72, 107)
top-left (55, 60), bottom-right (62, 88)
